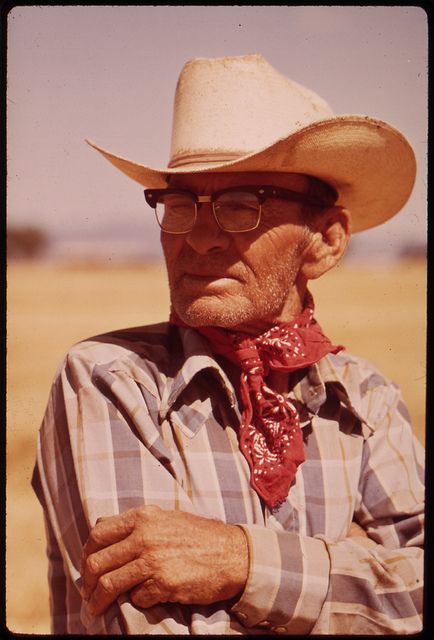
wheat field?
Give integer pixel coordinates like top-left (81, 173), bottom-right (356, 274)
top-left (7, 259), bottom-right (426, 633)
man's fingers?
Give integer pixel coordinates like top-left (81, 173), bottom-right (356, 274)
top-left (130, 579), bottom-right (162, 609)
top-left (86, 558), bottom-right (152, 617)
top-left (81, 511), bottom-right (137, 565)
top-left (81, 536), bottom-right (138, 600)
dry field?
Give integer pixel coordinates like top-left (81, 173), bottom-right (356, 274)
top-left (7, 259), bottom-right (426, 634)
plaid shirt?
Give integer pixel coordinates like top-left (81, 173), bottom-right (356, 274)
top-left (32, 322), bottom-right (424, 635)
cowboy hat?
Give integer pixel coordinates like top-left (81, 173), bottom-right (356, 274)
top-left (86, 53), bottom-right (416, 232)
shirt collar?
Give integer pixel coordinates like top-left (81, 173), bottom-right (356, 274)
top-left (300, 356), bottom-right (376, 437)
top-left (158, 326), bottom-right (237, 423)
top-left (159, 326), bottom-right (374, 438)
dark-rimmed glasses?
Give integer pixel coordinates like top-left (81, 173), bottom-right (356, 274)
top-left (144, 184), bottom-right (337, 234)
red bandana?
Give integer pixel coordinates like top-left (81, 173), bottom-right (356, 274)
top-left (170, 293), bottom-right (343, 510)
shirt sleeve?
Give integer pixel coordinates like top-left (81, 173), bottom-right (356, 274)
top-left (31, 464), bottom-right (69, 634)
top-left (31, 355), bottom-right (128, 634)
top-left (31, 347), bottom-right (217, 634)
top-left (231, 383), bottom-right (424, 635)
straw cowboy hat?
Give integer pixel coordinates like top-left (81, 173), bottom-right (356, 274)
top-left (86, 53), bottom-right (416, 232)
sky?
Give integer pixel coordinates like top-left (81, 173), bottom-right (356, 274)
top-left (7, 5), bottom-right (428, 262)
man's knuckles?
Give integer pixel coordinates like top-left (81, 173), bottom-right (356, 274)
top-left (84, 523), bottom-right (113, 550)
top-left (87, 505), bottom-right (157, 541)
top-left (130, 504), bottom-right (162, 521)
top-left (97, 572), bottom-right (117, 597)
top-left (133, 555), bottom-right (153, 577)
top-left (130, 578), bottom-right (161, 608)
top-left (129, 564), bottom-right (181, 608)
top-left (90, 561), bottom-right (152, 610)
top-left (85, 552), bottom-right (103, 578)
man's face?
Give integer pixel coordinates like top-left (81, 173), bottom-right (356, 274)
top-left (161, 171), bottom-right (313, 333)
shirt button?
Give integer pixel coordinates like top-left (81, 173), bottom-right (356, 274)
top-left (273, 626), bottom-right (288, 634)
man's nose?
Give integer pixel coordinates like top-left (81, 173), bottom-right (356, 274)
top-left (185, 204), bottom-right (230, 255)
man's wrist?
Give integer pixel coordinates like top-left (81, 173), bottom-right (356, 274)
top-left (226, 524), bottom-right (249, 599)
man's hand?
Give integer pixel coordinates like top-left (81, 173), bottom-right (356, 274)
top-left (80, 506), bottom-right (249, 616)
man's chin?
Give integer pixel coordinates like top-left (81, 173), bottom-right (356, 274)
top-left (173, 297), bottom-right (249, 329)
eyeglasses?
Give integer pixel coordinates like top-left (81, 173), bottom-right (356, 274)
top-left (144, 184), bottom-right (337, 234)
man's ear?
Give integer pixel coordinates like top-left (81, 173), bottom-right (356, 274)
top-left (300, 207), bottom-right (351, 280)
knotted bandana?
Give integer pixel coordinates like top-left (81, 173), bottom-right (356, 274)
top-left (170, 292), bottom-right (343, 509)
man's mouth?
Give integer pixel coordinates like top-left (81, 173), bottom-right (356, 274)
top-left (179, 272), bottom-right (240, 288)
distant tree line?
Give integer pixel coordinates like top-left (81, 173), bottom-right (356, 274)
top-left (398, 242), bottom-right (427, 261)
top-left (8, 226), bottom-right (49, 259)
top-left (7, 225), bottom-right (426, 262)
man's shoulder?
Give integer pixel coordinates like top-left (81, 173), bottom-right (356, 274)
top-left (62, 321), bottom-right (179, 374)
top-left (324, 349), bottom-right (394, 390)
top-left (321, 350), bottom-right (407, 431)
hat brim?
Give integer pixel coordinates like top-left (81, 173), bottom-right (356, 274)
top-left (86, 115), bottom-right (416, 232)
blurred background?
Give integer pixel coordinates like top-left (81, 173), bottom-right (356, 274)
top-left (7, 6), bottom-right (427, 633)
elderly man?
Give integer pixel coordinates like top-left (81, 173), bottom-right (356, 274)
top-left (32, 54), bottom-right (424, 635)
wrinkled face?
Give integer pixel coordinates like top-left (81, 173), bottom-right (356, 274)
top-left (161, 171), bottom-right (313, 333)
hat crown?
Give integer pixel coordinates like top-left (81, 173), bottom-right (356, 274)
top-left (169, 54), bottom-right (334, 168)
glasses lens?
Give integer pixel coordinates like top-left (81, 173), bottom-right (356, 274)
top-left (155, 193), bottom-right (196, 233)
top-left (214, 190), bottom-right (260, 231)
